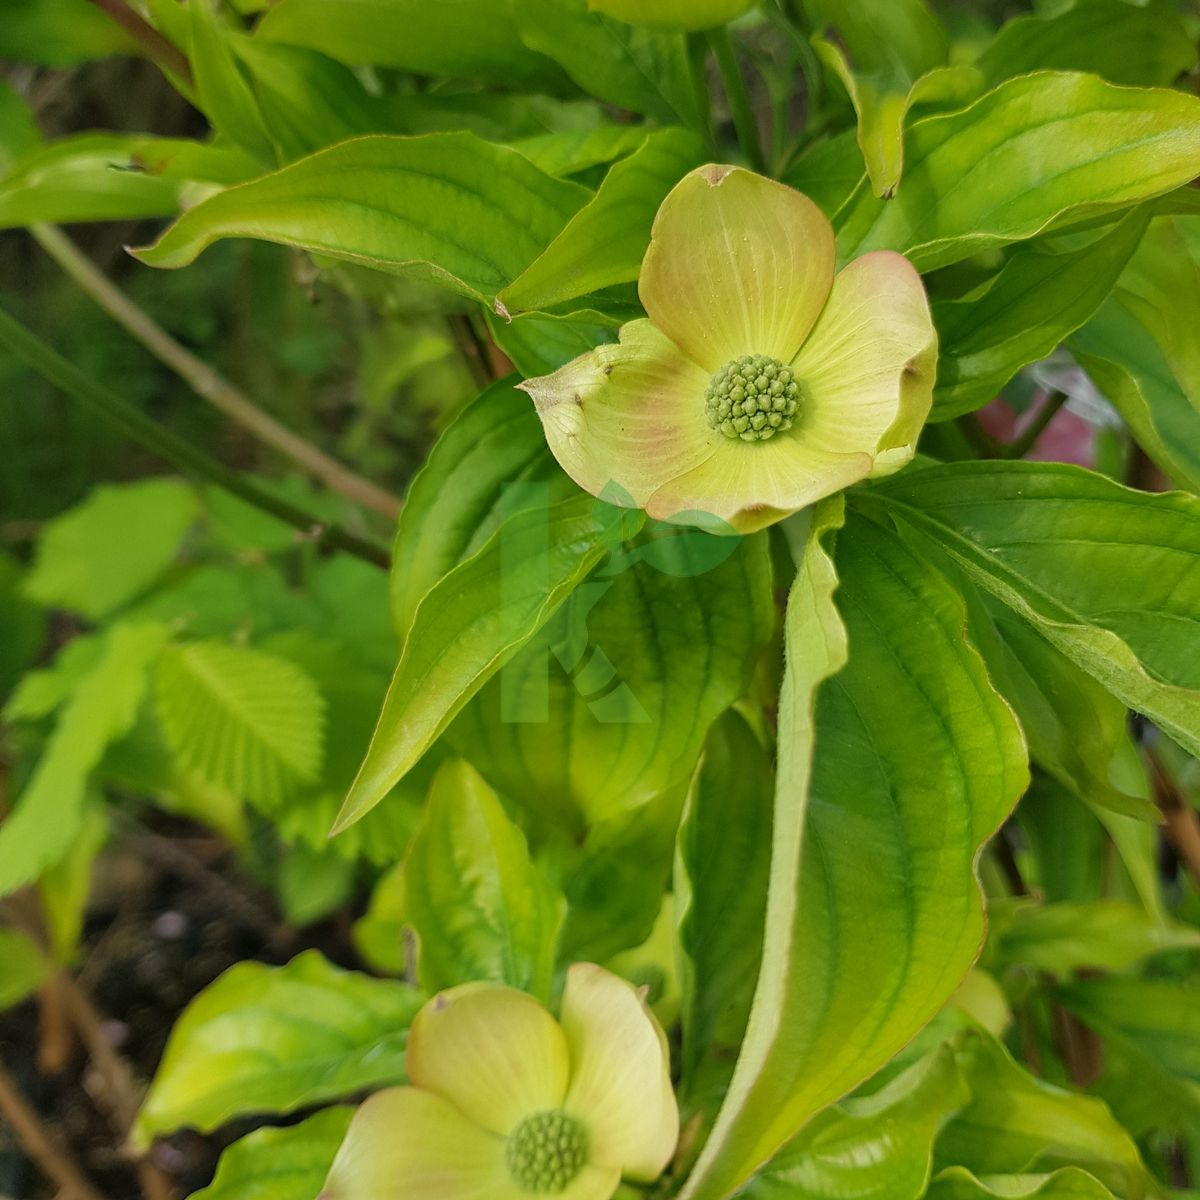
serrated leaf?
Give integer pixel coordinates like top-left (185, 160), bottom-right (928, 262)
top-left (0, 623), bottom-right (169, 897)
top-left (873, 461), bottom-right (1200, 758)
top-left (256, 0), bottom-right (566, 91)
top-left (500, 127), bottom-right (705, 314)
top-left (133, 133), bottom-right (591, 304)
top-left (337, 493), bottom-right (640, 833)
top-left (743, 1046), bottom-right (969, 1200)
top-left (835, 72), bottom-right (1200, 272)
top-left (682, 504), bottom-right (1027, 1200)
top-left (932, 209), bottom-right (1149, 421)
top-left (134, 951), bottom-right (422, 1146)
top-left (155, 640), bottom-right (325, 808)
top-left (191, 1107), bottom-right (354, 1200)
top-left (405, 759), bottom-right (565, 1000)
top-left (23, 478), bottom-right (198, 620)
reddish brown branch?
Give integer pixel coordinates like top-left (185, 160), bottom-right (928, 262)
top-left (0, 1061), bottom-right (107, 1200)
top-left (1146, 747), bottom-right (1200, 890)
top-left (84, 0), bottom-right (194, 86)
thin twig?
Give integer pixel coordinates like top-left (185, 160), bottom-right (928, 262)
top-left (1146, 746), bottom-right (1200, 891)
top-left (1003, 390), bottom-right (1068, 459)
top-left (0, 1062), bottom-right (108, 1200)
top-left (3, 894), bottom-right (176, 1200)
top-left (84, 0), bottom-right (193, 87)
top-left (32, 225), bottom-right (402, 520)
top-left (708, 26), bottom-right (767, 173)
top-left (448, 314), bottom-right (492, 391)
top-left (0, 304), bottom-right (391, 570)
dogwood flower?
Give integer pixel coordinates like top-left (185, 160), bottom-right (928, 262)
top-left (319, 964), bottom-right (678, 1200)
top-left (587, 0), bottom-right (756, 31)
top-left (520, 165), bottom-right (937, 534)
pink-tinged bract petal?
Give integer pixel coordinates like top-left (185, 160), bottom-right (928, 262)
top-left (407, 982), bottom-right (569, 1137)
top-left (789, 250), bottom-right (937, 477)
top-left (639, 165), bottom-right (836, 372)
top-left (318, 1087), bottom-right (507, 1200)
top-left (562, 964), bottom-right (679, 1183)
top-left (587, 0), bottom-right (755, 31)
top-left (520, 319), bottom-right (717, 511)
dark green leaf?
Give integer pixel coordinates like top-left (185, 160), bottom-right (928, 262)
top-left (680, 504), bottom-right (1027, 1200)
top-left (510, 0), bottom-right (699, 126)
top-left (134, 133), bottom-right (591, 304)
top-left (337, 494), bottom-right (641, 832)
top-left (447, 525), bottom-right (773, 829)
top-left (676, 711), bottom-right (772, 1084)
top-left (835, 73), bottom-right (1200, 271)
top-left (390, 378), bottom-right (552, 638)
top-left (932, 209), bottom-right (1149, 421)
top-left (874, 461), bottom-right (1200, 758)
top-left (500, 127), bottom-right (704, 314)
top-left (256, 0), bottom-right (566, 90)
top-left (975, 1), bottom-right (1196, 89)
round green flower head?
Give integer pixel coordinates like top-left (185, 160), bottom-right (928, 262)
top-left (587, 0), bottom-right (756, 31)
top-left (319, 965), bottom-right (678, 1200)
top-left (520, 165), bottom-right (938, 534)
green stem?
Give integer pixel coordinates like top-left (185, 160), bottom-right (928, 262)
top-left (707, 26), bottom-right (766, 173)
top-left (1003, 390), bottom-right (1068, 459)
top-left (0, 305), bottom-right (390, 570)
top-left (31, 224), bottom-right (402, 519)
top-left (955, 412), bottom-right (1002, 459)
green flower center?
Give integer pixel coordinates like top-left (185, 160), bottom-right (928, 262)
top-left (506, 1110), bottom-right (589, 1193)
top-left (705, 354), bottom-right (801, 442)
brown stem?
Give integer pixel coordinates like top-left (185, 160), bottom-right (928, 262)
top-left (1146, 746), bottom-right (1200, 890)
top-left (2, 893), bottom-right (176, 1199)
top-left (36, 974), bottom-right (76, 1075)
top-left (84, 0), bottom-right (193, 86)
top-left (32, 225), bottom-right (402, 521)
top-left (0, 1061), bottom-right (108, 1200)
